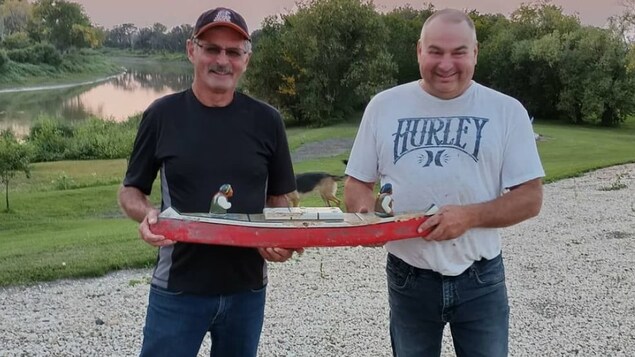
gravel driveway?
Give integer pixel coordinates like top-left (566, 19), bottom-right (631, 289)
top-left (1, 164), bottom-right (633, 356)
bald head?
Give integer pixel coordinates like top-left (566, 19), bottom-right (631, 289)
top-left (420, 9), bottom-right (477, 44)
top-left (416, 8), bottom-right (479, 100)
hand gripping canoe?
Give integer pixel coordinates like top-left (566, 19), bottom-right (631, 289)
top-left (150, 207), bottom-right (436, 248)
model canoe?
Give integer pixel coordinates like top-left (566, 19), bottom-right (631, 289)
top-left (150, 206), bottom-right (437, 248)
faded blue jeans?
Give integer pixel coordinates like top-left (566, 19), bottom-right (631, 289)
top-left (387, 253), bottom-right (509, 357)
top-left (139, 284), bottom-right (266, 357)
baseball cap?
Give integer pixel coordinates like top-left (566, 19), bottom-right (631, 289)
top-left (192, 7), bottom-right (251, 41)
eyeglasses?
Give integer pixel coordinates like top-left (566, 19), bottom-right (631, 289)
top-left (192, 38), bottom-right (247, 59)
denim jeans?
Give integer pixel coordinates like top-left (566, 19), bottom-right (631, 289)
top-left (139, 284), bottom-right (266, 357)
top-left (387, 253), bottom-right (509, 357)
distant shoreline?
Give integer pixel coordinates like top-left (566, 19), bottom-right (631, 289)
top-left (0, 72), bottom-right (125, 94)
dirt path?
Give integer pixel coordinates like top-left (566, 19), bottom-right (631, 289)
top-left (291, 138), bottom-right (354, 163)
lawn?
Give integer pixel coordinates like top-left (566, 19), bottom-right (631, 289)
top-left (0, 118), bottom-right (633, 286)
top-left (534, 119), bottom-right (635, 182)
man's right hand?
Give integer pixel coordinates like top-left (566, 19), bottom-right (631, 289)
top-left (139, 209), bottom-right (176, 247)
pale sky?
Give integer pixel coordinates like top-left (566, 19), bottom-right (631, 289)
top-left (71, 0), bottom-right (625, 31)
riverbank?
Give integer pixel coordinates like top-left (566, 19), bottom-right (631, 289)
top-left (0, 73), bottom-right (124, 94)
top-left (0, 50), bottom-right (122, 90)
top-left (1, 164), bottom-right (633, 356)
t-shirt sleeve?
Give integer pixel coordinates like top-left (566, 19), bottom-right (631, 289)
top-left (266, 113), bottom-right (296, 196)
top-left (345, 99), bottom-right (379, 183)
top-left (122, 109), bottom-right (161, 195)
top-left (501, 102), bottom-right (545, 189)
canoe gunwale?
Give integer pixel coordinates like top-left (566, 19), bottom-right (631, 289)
top-left (152, 207), bottom-right (433, 247)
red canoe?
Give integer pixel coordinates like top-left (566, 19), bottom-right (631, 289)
top-left (150, 206), bottom-right (437, 248)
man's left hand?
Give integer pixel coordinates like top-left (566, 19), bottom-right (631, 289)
top-left (258, 247), bottom-right (304, 262)
top-left (417, 205), bottom-right (473, 241)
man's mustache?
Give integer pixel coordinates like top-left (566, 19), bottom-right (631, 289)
top-left (208, 65), bottom-right (232, 75)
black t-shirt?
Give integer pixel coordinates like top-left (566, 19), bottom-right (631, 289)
top-left (123, 89), bottom-right (296, 295)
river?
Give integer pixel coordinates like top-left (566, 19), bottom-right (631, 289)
top-left (0, 57), bottom-right (192, 137)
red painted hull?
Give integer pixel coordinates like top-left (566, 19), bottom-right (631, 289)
top-left (150, 208), bottom-right (432, 248)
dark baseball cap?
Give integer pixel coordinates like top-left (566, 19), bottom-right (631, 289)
top-left (192, 7), bottom-right (250, 41)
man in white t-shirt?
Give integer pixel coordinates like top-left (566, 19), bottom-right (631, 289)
top-left (344, 8), bottom-right (544, 357)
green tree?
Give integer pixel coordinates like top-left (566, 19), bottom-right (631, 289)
top-left (556, 27), bottom-right (635, 126)
top-left (244, 17), bottom-right (298, 117)
top-left (0, 129), bottom-right (31, 212)
top-left (69, 23), bottom-right (100, 48)
top-left (477, 3), bottom-right (580, 120)
top-left (609, 0), bottom-right (635, 71)
top-left (165, 24), bottom-right (192, 52)
top-left (149, 22), bottom-right (167, 52)
top-left (382, 5), bottom-right (434, 84)
top-left (104, 23), bottom-right (137, 49)
top-left (0, 0), bottom-right (32, 37)
top-left (30, 0), bottom-right (98, 50)
top-left (510, 1), bottom-right (581, 39)
top-left (246, 0), bottom-right (396, 126)
top-left (134, 26), bottom-right (153, 51)
top-left (1, 31), bottom-right (33, 49)
top-left (470, 11), bottom-right (508, 44)
top-left (475, 26), bottom-right (521, 97)
top-left (608, 0), bottom-right (635, 42)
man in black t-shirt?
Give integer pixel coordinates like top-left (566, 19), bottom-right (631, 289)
top-left (117, 7), bottom-right (299, 357)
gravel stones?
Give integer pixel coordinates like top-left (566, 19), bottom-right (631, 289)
top-left (1, 164), bottom-right (633, 356)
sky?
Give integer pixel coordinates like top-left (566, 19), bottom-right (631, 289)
top-left (71, 0), bottom-right (626, 31)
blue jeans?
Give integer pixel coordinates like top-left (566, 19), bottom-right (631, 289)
top-left (387, 253), bottom-right (509, 357)
top-left (139, 284), bottom-right (266, 357)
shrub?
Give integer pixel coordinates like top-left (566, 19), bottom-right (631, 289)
top-left (27, 119), bottom-right (74, 162)
top-left (52, 172), bottom-right (78, 190)
top-left (38, 43), bottom-right (63, 66)
top-left (0, 50), bottom-right (9, 69)
top-left (25, 116), bottom-right (139, 163)
top-left (1, 32), bottom-right (33, 50)
top-left (5, 48), bottom-right (27, 63)
top-left (67, 118), bottom-right (136, 160)
top-left (6, 43), bottom-right (62, 66)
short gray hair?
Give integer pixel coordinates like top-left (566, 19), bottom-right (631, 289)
top-left (420, 9), bottom-right (477, 43)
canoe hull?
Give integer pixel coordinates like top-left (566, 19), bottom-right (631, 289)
top-left (150, 209), bottom-right (431, 248)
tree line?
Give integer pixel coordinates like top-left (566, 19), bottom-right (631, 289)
top-left (101, 0), bottom-right (635, 127)
top-left (245, 0), bottom-right (635, 127)
top-left (103, 22), bottom-right (192, 53)
top-left (0, 0), bottom-right (100, 60)
top-left (2, 0), bottom-right (635, 127)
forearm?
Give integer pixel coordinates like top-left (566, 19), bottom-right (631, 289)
top-left (467, 178), bottom-right (543, 228)
top-left (117, 185), bottom-right (157, 223)
top-left (344, 176), bottom-right (375, 213)
top-left (266, 194), bottom-right (291, 208)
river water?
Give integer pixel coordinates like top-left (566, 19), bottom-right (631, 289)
top-left (0, 58), bottom-right (192, 137)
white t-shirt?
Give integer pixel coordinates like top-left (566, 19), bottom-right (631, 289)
top-left (346, 81), bottom-right (545, 276)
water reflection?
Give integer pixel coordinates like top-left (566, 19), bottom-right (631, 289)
top-left (0, 63), bottom-right (192, 136)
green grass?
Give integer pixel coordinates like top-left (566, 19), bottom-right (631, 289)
top-left (0, 118), bottom-right (634, 287)
top-left (534, 119), bottom-right (635, 182)
top-left (11, 159), bottom-right (128, 192)
top-left (285, 119), bottom-right (360, 151)
top-left (0, 50), bottom-right (123, 89)
top-left (0, 159), bottom-right (159, 285)
top-left (0, 218), bottom-right (154, 286)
